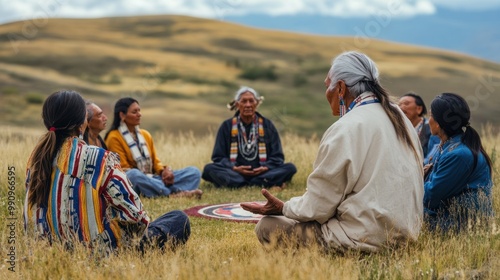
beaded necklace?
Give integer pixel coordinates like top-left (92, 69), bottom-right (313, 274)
top-left (347, 93), bottom-right (380, 112)
top-left (238, 119), bottom-right (258, 161)
top-left (230, 115), bottom-right (266, 163)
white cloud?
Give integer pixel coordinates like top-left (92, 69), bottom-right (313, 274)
top-left (0, 0), bottom-right (498, 24)
top-left (322, 0), bottom-right (436, 18)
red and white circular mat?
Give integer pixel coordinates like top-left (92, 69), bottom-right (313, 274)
top-left (184, 202), bottom-right (265, 223)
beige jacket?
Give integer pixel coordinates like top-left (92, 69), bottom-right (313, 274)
top-left (283, 99), bottom-right (424, 252)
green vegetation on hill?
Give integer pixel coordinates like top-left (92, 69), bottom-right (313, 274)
top-left (0, 15), bottom-right (499, 136)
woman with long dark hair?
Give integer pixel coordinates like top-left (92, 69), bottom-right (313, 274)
top-left (424, 93), bottom-right (493, 231)
top-left (105, 97), bottom-right (202, 198)
top-left (24, 90), bottom-right (191, 254)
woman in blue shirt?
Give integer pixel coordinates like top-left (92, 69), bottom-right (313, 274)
top-left (424, 93), bottom-right (493, 232)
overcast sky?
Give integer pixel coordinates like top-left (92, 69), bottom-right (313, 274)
top-left (1, 0), bottom-right (500, 24)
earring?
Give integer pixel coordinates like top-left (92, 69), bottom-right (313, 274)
top-left (339, 96), bottom-right (347, 117)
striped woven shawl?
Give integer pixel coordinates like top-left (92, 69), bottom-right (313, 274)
top-left (230, 115), bottom-right (267, 163)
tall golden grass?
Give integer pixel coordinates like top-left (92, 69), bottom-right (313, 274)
top-left (0, 125), bottom-right (498, 279)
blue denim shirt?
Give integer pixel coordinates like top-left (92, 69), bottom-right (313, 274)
top-left (424, 134), bottom-right (493, 231)
top-left (424, 135), bottom-right (440, 165)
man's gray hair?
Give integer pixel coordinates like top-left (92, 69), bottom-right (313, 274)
top-left (227, 86), bottom-right (264, 111)
top-left (234, 86), bottom-right (261, 101)
top-left (328, 51), bottom-right (380, 98)
top-left (85, 100), bottom-right (95, 122)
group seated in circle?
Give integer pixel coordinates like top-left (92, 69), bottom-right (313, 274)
top-left (23, 51), bottom-right (494, 256)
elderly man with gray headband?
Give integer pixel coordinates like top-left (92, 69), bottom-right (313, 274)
top-left (83, 101), bottom-right (108, 149)
top-left (202, 86), bottom-right (296, 189)
top-left (242, 51), bottom-right (424, 253)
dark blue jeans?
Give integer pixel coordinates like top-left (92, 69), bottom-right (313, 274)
top-left (139, 210), bottom-right (191, 252)
top-left (202, 163), bottom-right (297, 188)
top-left (126, 167), bottom-right (201, 198)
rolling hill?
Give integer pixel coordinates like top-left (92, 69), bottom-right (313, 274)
top-left (0, 15), bottom-right (499, 136)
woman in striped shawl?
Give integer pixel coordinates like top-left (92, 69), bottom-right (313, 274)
top-left (24, 90), bottom-right (191, 254)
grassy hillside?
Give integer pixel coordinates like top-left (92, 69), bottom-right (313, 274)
top-left (0, 15), bottom-right (499, 136)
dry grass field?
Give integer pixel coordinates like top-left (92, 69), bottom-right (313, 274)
top-left (0, 15), bottom-right (499, 136)
top-left (0, 125), bottom-right (498, 279)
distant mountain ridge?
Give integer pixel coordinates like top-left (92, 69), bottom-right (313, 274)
top-left (0, 15), bottom-right (499, 136)
top-left (225, 7), bottom-right (500, 63)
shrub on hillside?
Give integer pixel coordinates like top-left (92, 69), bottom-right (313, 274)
top-left (25, 93), bottom-right (44, 104)
top-left (2, 86), bottom-right (19, 95)
top-left (293, 74), bottom-right (308, 87)
top-left (238, 65), bottom-right (278, 81)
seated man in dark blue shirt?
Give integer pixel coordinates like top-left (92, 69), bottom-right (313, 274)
top-left (202, 87), bottom-right (296, 189)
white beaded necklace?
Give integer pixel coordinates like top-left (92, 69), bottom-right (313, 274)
top-left (238, 119), bottom-right (259, 161)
